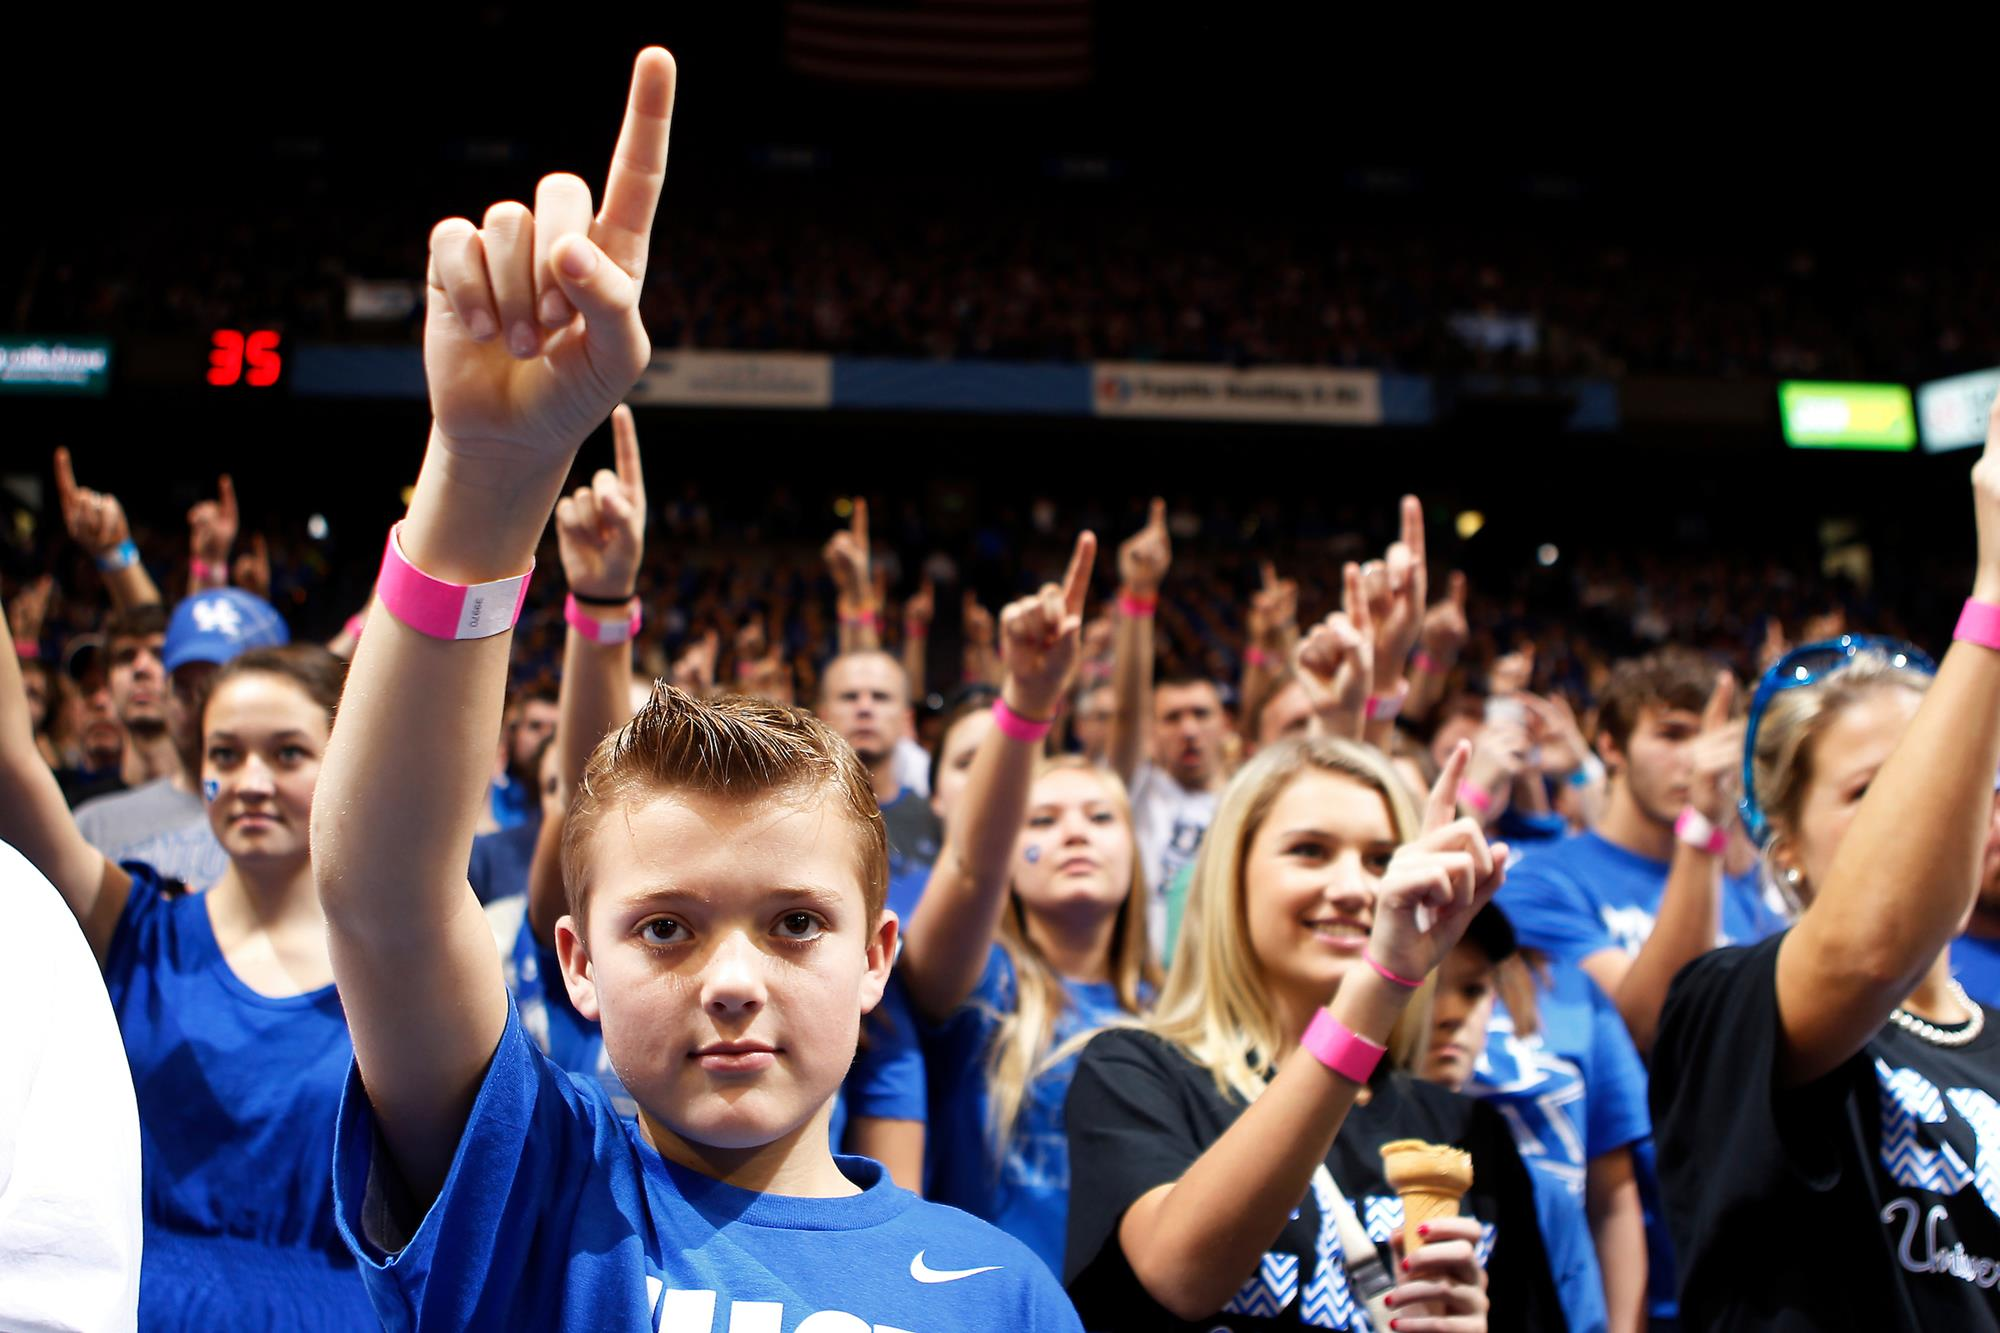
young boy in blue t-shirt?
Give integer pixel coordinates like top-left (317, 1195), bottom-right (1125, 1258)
top-left (312, 50), bottom-right (1080, 1332)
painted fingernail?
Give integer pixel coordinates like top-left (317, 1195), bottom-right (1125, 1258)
top-left (1390, 1321), bottom-right (1401, 1331)
top-left (1417, 1224), bottom-right (1430, 1238)
top-left (509, 323), bottom-right (537, 358)
top-left (1382, 1293), bottom-right (1395, 1308)
top-left (466, 309), bottom-right (496, 341)
top-left (1400, 1258), bottom-right (1410, 1272)
top-left (539, 291), bottom-right (569, 326)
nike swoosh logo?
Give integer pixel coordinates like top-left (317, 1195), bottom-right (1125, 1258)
top-left (909, 1250), bottom-right (1003, 1284)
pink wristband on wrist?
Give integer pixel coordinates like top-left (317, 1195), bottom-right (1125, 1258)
top-left (14, 640), bottom-right (38, 661)
top-left (904, 622), bottom-right (928, 639)
top-left (1245, 646), bottom-right (1272, 669)
top-left (1366, 951), bottom-right (1424, 989)
top-left (374, 522), bottom-right (534, 642)
top-left (992, 697), bottom-right (1054, 744)
top-left (564, 593), bottom-right (642, 646)
top-left (1411, 649), bottom-right (1439, 674)
top-left (841, 609), bottom-right (881, 629)
top-left (1118, 593), bottom-right (1158, 618)
top-left (1301, 1007), bottom-right (1386, 1084)
top-left (1956, 600), bottom-right (2000, 652)
top-left (190, 558), bottom-right (224, 582)
top-left (1674, 807), bottom-right (1729, 856)
top-left (1457, 780), bottom-right (1492, 814)
top-left (1365, 685), bottom-right (1407, 721)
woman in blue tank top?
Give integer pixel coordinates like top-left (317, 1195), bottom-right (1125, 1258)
top-left (0, 630), bottom-right (373, 1331)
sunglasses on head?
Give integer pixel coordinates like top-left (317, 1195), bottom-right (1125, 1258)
top-left (1739, 634), bottom-right (1937, 846)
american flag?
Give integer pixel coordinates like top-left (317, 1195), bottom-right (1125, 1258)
top-left (783, 0), bottom-right (1093, 91)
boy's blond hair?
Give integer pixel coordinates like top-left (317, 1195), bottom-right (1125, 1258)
top-left (561, 684), bottom-right (889, 938)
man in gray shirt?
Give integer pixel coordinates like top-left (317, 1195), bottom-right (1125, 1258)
top-left (74, 589), bottom-right (289, 888)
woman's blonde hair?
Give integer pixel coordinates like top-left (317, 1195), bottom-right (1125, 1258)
top-left (983, 755), bottom-right (1159, 1159)
top-left (1747, 647), bottom-right (1932, 904)
top-left (1147, 736), bottom-right (1437, 1105)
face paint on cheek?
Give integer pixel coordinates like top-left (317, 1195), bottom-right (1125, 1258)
top-left (203, 779), bottom-right (220, 804)
top-left (1024, 845), bottom-right (1041, 863)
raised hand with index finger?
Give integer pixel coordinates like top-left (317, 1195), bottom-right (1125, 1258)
top-left (822, 498), bottom-right (871, 607)
top-left (1364, 740), bottom-right (1510, 986)
top-left (1118, 498), bottom-right (1171, 598)
top-left (998, 532), bottom-right (1098, 721)
top-left (423, 49), bottom-right (676, 468)
top-left (52, 448), bottom-right (131, 559)
top-left (1368, 494), bottom-right (1428, 691)
top-left (554, 404), bottom-right (647, 601)
top-left (1293, 561), bottom-right (1374, 736)
top-left (187, 474), bottom-right (239, 570)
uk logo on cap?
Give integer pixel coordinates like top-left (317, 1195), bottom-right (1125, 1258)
top-left (163, 588), bottom-right (290, 674)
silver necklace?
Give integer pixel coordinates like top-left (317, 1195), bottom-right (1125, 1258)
top-left (1888, 979), bottom-right (1986, 1048)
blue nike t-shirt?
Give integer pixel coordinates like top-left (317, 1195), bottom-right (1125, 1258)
top-left (1474, 961), bottom-right (1652, 1333)
top-left (1502, 829), bottom-right (1788, 966)
top-left (1953, 933), bottom-right (2000, 1009)
top-left (103, 862), bottom-right (374, 1330)
top-left (921, 944), bottom-right (1137, 1276)
top-left (332, 998), bottom-right (1080, 1332)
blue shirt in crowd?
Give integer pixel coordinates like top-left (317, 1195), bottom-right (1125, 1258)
top-left (1501, 829), bottom-right (1787, 1320)
top-left (333, 999), bottom-right (1080, 1332)
top-left (1502, 830), bottom-right (1788, 968)
top-left (467, 821), bottom-right (538, 905)
top-left (921, 944), bottom-right (1135, 1276)
top-left (1474, 959), bottom-right (1652, 1333)
top-left (1952, 933), bottom-right (2000, 1009)
top-left (104, 863), bottom-right (375, 1330)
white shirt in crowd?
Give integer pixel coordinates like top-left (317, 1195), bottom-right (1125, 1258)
top-left (0, 838), bottom-right (142, 1333)
top-left (892, 735), bottom-right (932, 800)
top-left (1128, 762), bottom-right (1219, 955)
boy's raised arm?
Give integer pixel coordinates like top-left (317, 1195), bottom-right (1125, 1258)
top-left (312, 48), bottom-right (676, 1207)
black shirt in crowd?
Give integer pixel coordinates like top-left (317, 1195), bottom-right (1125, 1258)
top-left (1653, 931), bottom-right (2000, 1330)
top-left (1064, 1027), bottom-right (1566, 1332)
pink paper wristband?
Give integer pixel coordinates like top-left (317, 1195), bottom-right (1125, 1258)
top-left (1365, 685), bottom-right (1407, 721)
top-left (992, 697), bottom-right (1054, 744)
top-left (564, 593), bottom-right (642, 646)
top-left (1301, 1007), bottom-right (1386, 1085)
top-left (1118, 593), bottom-right (1158, 618)
top-left (1956, 599), bottom-right (2000, 652)
top-left (1457, 780), bottom-right (1493, 814)
top-left (375, 522), bottom-right (534, 641)
top-left (1674, 807), bottom-right (1729, 856)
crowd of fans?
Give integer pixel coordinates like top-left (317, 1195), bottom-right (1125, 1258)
top-left (23, 188), bottom-right (2000, 381)
top-left (12, 47), bottom-right (2000, 1333)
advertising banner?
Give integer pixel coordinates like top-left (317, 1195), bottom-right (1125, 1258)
top-left (631, 351), bottom-right (833, 409)
top-left (0, 337), bottom-right (112, 395)
top-left (1091, 362), bottom-right (1381, 425)
top-left (1777, 381), bottom-right (1916, 451)
top-left (1917, 368), bottom-right (2000, 453)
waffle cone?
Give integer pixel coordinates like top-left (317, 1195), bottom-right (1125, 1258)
top-left (1379, 1139), bottom-right (1472, 1230)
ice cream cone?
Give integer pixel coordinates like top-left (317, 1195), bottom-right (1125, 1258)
top-left (1378, 1138), bottom-right (1473, 1232)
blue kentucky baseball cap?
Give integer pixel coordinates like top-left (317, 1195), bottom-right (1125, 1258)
top-left (163, 588), bottom-right (291, 674)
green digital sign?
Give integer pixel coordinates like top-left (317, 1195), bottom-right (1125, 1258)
top-left (0, 337), bottom-right (112, 396)
top-left (1778, 381), bottom-right (1915, 451)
